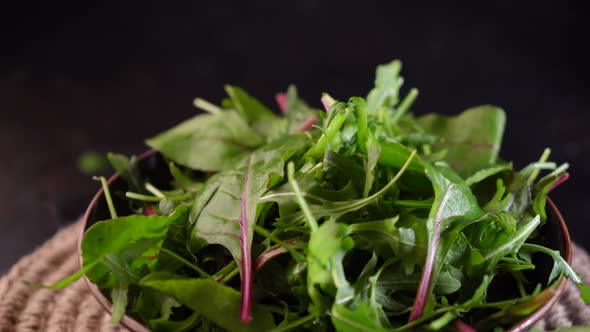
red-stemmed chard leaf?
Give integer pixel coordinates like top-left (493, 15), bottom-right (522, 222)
top-left (275, 93), bottom-right (288, 113)
top-left (410, 162), bottom-right (481, 321)
top-left (321, 94), bottom-right (335, 112)
top-left (549, 172), bottom-right (569, 192)
top-left (191, 134), bottom-right (309, 324)
top-left (143, 205), bottom-right (157, 216)
top-left (254, 240), bottom-right (305, 273)
top-left (294, 116), bottom-right (317, 133)
top-left (254, 245), bottom-right (287, 273)
top-left (238, 172), bottom-right (253, 322)
top-left (453, 319), bottom-right (477, 332)
top-left (281, 86), bottom-right (322, 134)
top-left (416, 105), bottom-right (506, 178)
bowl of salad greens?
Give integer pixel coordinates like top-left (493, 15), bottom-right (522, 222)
top-left (49, 60), bottom-right (588, 331)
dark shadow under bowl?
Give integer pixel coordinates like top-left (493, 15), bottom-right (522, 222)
top-left (78, 150), bottom-right (572, 332)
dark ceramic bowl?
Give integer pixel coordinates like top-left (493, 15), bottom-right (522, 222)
top-left (79, 150), bottom-right (572, 332)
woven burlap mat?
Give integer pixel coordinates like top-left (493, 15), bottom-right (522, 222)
top-left (1, 221), bottom-right (590, 332)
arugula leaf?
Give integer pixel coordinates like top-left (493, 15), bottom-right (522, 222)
top-left (321, 149), bottom-right (365, 195)
top-left (140, 273), bottom-right (276, 331)
top-left (521, 243), bottom-right (590, 304)
top-left (103, 254), bottom-right (135, 323)
top-left (350, 96), bottom-right (382, 197)
top-left (366, 60), bottom-right (403, 117)
top-left (331, 301), bottom-right (389, 332)
top-left (465, 163), bottom-right (513, 187)
top-left (272, 150), bottom-right (416, 225)
top-left (478, 215), bottom-right (541, 268)
top-left (107, 152), bottom-right (145, 193)
top-left (304, 103), bottom-right (351, 160)
top-left (30, 259), bottom-right (101, 289)
top-left (134, 287), bottom-right (181, 325)
top-left (363, 135), bottom-right (381, 198)
top-left (306, 219), bottom-right (354, 313)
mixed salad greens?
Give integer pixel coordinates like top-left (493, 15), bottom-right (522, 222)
top-left (45, 60), bottom-right (590, 331)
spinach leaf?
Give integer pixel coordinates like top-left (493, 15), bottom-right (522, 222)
top-left (146, 111), bottom-right (264, 171)
top-left (76, 206), bottom-right (189, 322)
top-left (225, 85), bottom-right (288, 141)
top-left (417, 106), bottom-right (506, 177)
top-left (378, 142), bottom-right (424, 174)
top-left (82, 206), bottom-right (190, 283)
top-left (168, 162), bottom-right (204, 193)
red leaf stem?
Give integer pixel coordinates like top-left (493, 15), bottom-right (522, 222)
top-left (239, 173), bottom-right (253, 324)
top-left (275, 93), bottom-right (288, 113)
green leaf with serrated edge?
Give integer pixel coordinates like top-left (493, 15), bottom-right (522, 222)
top-left (521, 243), bottom-right (590, 304)
top-left (268, 150), bottom-right (417, 226)
top-left (465, 163), bottom-right (512, 186)
top-left (366, 60), bottom-right (403, 116)
top-left (331, 301), bottom-right (389, 332)
top-left (306, 219), bottom-right (353, 314)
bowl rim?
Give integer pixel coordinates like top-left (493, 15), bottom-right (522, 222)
top-left (78, 150), bottom-right (572, 332)
top-left (506, 197), bottom-right (572, 332)
top-left (78, 149), bottom-right (154, 332)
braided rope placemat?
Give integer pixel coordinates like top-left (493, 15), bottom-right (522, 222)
top-left (1, 221), bottom-right (589, 332)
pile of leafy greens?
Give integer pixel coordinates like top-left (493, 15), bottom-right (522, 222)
top-left (44, 60), bottom-right (590, 332)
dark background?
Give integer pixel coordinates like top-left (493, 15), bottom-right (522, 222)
top-left (1, 1), bottom-right (588, 273)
